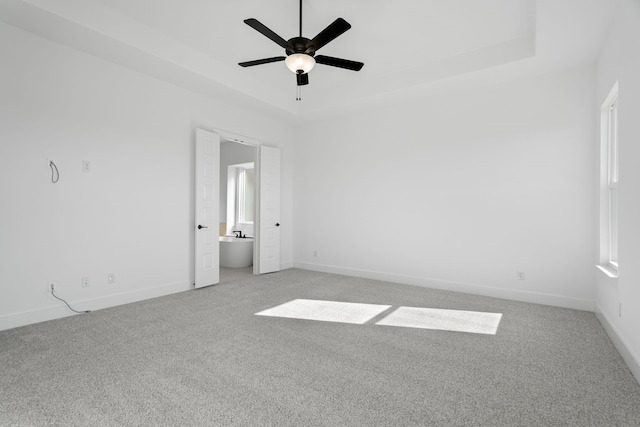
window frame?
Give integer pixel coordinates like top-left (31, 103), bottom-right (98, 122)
top-left (599, 82), bottom-right (619, 278)
top-left (236, 165), bottom-right (255, 225)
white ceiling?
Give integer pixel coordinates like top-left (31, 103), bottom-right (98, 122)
top-left (0, 0), bottom-right (619, 120)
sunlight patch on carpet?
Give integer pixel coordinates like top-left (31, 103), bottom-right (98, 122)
top-left (376, 307), bottom-right (502, 335)
top-left (255, 299), bottom-right (391, 324)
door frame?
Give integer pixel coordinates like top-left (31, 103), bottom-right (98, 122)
top-left (211, 127), bottom-right (277, 276)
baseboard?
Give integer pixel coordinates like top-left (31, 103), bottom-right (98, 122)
top-left (293, 261), bottom-right (595, 312)
top-left (595, 309), bottom-right (640, 386)
top-left (0, 281), bottom-right (191, 332)
top-left (280, 261), bottom-right (294, 270)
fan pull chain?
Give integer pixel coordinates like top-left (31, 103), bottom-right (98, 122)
top-left (296, 86), bottom-right (302, 101)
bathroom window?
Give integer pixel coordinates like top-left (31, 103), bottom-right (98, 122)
top-left (238, 167), bottom-right (255, 224)
top-left (599, 83), bottom-right (619, 277)
top-left (226, 162), bottom-right (254, 236)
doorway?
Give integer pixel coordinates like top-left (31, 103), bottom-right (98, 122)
top-left (220, 139), bottom-right (257, 282)
top-left (194, 128), bottom-right (281, 288)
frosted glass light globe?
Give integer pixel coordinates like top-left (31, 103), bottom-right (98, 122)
top-left (285, 53), bottom-right (316, 74)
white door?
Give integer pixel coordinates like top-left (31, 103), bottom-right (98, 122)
top-left (256, 145), bottom-right (281, 274)
top-left (194, 129), bottom-right (220, 288)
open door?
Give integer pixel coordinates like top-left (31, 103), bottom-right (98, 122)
top-left (255, 145), bottom-right (281, 274)
top-left (194, 129), bottom-right (220, 288)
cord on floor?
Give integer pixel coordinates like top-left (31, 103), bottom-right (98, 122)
top-left (50, 285), bottom-right (91, 314)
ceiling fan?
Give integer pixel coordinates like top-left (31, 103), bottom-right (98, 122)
top-left (238, 0), bottom-right (364, 100)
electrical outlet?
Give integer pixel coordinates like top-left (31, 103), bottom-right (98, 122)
top-left (82, 160), bottom-right (91, 172)
top-left (48, 281), bottom-right (56, 293)
top-left (313, 250), bottom-right (318, 258)
top-left (516, 271), bottom-right (525, 280)
top-left (81, 277), bottom-right (90, 288)
top-left (107, 273), bottom-right (116, 284)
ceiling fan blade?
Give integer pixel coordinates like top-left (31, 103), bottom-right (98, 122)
top-left (307, 18), bottom-right (351, 52)
top-left (315, 55), bottom-right (364, 71)
top-left (244, 18), bottom-right (292, 49)
top-left (239, 56), bottom-right (286, 67)
top-left (297, 73), bottom-right (309, 86)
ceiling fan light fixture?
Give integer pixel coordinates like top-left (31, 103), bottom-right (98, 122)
top-left (285, 53), bottom-right (315, 74)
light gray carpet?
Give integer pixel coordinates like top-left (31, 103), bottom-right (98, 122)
top-left (1, 268), bottom-right (639, 426)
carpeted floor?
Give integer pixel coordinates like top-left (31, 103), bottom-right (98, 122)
top-left (1, 268), bottom-right (639, 426)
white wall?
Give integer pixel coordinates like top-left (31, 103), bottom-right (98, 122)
top-left (0, 22), bottom-right (293, 330)
top-left (595, 0), bottom-right (640, 382)
top-left (293, 66), bottom-right (597, 310)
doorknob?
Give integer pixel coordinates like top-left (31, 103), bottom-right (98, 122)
top-left (275, 223), bottom-right (280, 227)
top-left (198, 225), bottom-right (208, 229)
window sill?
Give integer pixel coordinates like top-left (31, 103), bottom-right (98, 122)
top-left (596, 264), bottom-right (618, 279)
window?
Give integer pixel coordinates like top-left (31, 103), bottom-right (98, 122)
top-left (599, 83), bottom-right (619, 277)
top-left (238, 167), bottom-right (254, 224)
top-left (226, 162), bottom-right (254, 236)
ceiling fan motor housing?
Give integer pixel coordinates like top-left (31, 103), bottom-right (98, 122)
top-left (286, 37), bottom-right (316, 56)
